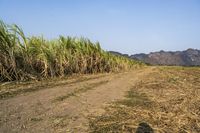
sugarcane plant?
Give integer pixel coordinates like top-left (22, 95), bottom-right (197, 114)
top-left (0, 20), bottom-right (143, 82)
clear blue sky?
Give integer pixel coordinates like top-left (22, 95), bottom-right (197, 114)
top-left (1, 0), bottom-right (200, 54)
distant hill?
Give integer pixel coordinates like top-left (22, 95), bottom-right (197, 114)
top-left (109, 49), bottom-right (200, 66)
top-left (108, 51), bottom-right (130, 58)
top-left (131, 49), bottom-right (200, 66)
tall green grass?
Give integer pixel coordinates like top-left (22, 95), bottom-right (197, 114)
top-left (0, 20), bottom-right (143, 82)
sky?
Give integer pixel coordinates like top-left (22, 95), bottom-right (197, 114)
top-left (0, 0), bottom-right (200, 54)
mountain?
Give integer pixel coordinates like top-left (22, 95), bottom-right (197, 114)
top-left (130, 49), bottom-right (200, 66)
top-left (109, 49), bottom-right (200, 66)
top-left (108, 51), bottom-right (129, 58)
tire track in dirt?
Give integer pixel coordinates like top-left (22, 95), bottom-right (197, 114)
top-left (0, 67), bottom-right (154, 133)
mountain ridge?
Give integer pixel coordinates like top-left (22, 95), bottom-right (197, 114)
top-left (109, 48), bottom-right (200, 66)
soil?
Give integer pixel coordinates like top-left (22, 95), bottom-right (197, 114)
top-left (0, 67), bottom-right (154, 133)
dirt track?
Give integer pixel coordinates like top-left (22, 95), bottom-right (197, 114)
top-left (0, 67), bottom-right (154, 133)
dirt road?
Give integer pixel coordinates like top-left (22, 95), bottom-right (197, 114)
top-left (0, 67), bottom-right (154, 133)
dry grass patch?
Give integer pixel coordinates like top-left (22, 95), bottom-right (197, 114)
top-left (89, 66), bottom-right (200, 133)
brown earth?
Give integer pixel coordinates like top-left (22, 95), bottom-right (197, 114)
top-left (0, 67), bottom-right (154, 133)
top-left (89, 66), bottom-right (200, 133)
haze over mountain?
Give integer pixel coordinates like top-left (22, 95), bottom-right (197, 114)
top-left (110, 48), bottom-right (200, 66)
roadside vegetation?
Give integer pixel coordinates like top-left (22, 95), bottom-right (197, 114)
top-left (0, 20), bottom-right (142, 82)
top-left (89, 66), bottom-right (200, 133)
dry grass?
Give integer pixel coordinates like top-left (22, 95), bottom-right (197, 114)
top-left (89, 66), bottom-right (200, 133)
